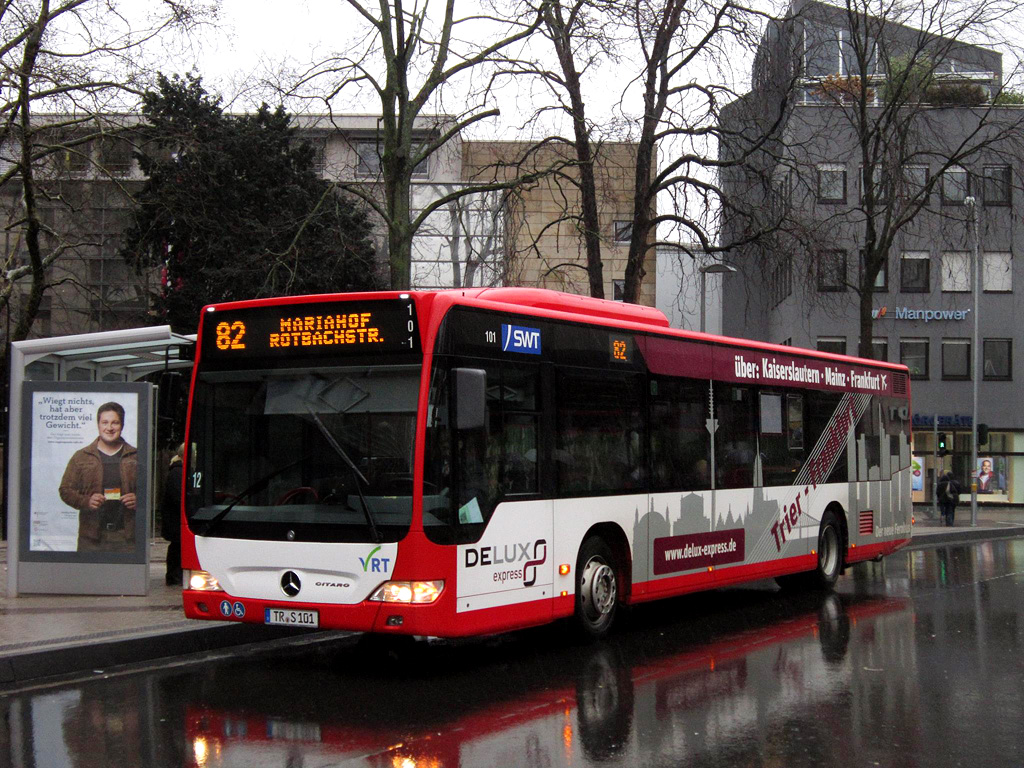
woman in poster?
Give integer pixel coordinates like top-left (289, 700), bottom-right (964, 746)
top-left (58, 401), bottom-right (138, 552)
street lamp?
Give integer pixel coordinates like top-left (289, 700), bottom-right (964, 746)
top-left (699, 262), bottom-right (737, 333)
top-left (965, 196), bottom-right (980, 526)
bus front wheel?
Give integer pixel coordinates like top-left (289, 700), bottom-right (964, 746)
top-left (575, 537), bottom-right (619, 638)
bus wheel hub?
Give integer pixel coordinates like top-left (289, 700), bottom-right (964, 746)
top-left (583, 560), bottom-right (616, 617)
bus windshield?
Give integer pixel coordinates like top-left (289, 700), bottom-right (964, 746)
top-left (186, 365), bottom-right (420, 543)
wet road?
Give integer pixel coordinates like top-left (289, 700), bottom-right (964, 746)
top-left (3, 539), bottom-right (1024, 768)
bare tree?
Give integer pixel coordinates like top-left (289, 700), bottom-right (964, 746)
top-left (505, 0), bottom-right (794, 304)
top-left (0, 0), bottom-right (211, 344)
top-left (286, 0), bottom-right (554, 289)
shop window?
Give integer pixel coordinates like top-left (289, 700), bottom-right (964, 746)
top-left (941, 338), bottom-right (970, 380)
top-left (649, 377), bottom-right (710, 491)
top-left (817, 337), bottom-right (846, 355)
top-left (983, 338), bottom-right (1011, 380)
top-left (982, 252), bottom-right (1012, 292)
top-left (900, 338), bottom-right (929, 379)
top-left (941, 252), bottom-right (971, 292)
top-left (983, 165), bottom-right (1011, 205)
top-left (900, 251), bottom-right (930, 292)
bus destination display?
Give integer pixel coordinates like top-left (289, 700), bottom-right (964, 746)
top-left (202, 300), bottom-right (419, 363)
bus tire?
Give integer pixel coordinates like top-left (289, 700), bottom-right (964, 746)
top-left (775, 510), bottom-right (843, 591)
top-left (574, 536), bottom-right (619, 638)
top-left (813, 510), bottom-right (843, 589)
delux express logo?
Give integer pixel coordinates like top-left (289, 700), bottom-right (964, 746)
top-left (465, 539), bottom-right (548, 587)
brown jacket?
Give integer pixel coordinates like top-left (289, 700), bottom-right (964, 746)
top-left (59, 439), bottom-right (138, 541)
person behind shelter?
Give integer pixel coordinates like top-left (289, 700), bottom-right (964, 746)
top-left (161, 443), bottom-right (185, 585)
top-left (936, 470), bottom-right (961, 527)
top-left (58, 401), bottom-right (138, 552)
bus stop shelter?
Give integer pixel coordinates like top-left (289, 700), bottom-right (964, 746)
top-left (6, 326), bottom-right (194, 597)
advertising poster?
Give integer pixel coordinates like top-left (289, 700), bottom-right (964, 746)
top-left (911, 456), bottom-right (924, 492)
top-left (977, 457), bottom-right (1006, 495)
top-left (28, 391), bottom-right (142, 553)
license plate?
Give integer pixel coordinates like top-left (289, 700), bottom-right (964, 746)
top-left (265, 608), bottom-right (319, 628)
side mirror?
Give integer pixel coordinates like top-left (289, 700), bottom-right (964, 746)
top-left (454, 368), bottom-right (486, 430)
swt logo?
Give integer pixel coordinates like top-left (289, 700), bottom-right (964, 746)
top-left (501, 324), bottom-right (542, 355)
top-left (359, 546), bottom-right (391, 573)
top-left (871, 306), bottom-right (887, 319)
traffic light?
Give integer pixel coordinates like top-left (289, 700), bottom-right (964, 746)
top-left (938, 432), bottom-right (948, 457)
top-left (978, 423), bottom-right (990, 447)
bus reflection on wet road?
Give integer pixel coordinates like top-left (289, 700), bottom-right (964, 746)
top-left (4, 539), bottom-right (1024, 767)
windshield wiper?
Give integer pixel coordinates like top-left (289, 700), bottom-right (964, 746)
top-left (199, 454), bottom-right (310, 537)
top-left (305, 407), bottom-right (381, 543)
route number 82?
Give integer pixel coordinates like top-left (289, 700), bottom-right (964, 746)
top-left (215, 321), bottom-right (246, 350)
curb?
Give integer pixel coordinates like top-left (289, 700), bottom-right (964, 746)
top-left (0, 624), bottom-right (332, 687)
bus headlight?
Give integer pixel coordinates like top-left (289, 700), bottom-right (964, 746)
top-left (369, 580), bottom-right (444, 604)
top-left (186, 570), bottom-right (223, 591)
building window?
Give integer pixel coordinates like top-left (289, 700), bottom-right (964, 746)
top-left (612, 279), bottom-right (625, 301)
top-left (780, 338), bottom-right (793, 346)
top-left (817, 250), bottom-right (847, 292)
top-left (612, 221), bottom-right (633, 243)
top-left (941, 339), bottom-right (971, 380)
top-left (983, 338), bottom-right (1011, 380)
top-left (872, 337), bottom-right (889, 361)
top-left (355, 141), bottom-right (429, 178)
top-left (900, 338), bottom-right (929, 379)
top-left (817, 337), bottom-right (846, 355)
top-left (941, 165), bottom-right (969, 204)
top-left (804, 24), bottom-right (843, 77)
top-left (859, 165), bottom-right (885, 203)
top-left (900, 251), bottom-right (930, 292)
top-left (817, 164), bottom-right (846, 203)
top-left (860, 249), bottom-right (887, 291)
top-left (770, 255), bottom-right (792, 306)
top-left (901, 165), bottom-right (929, 201)
top-left (983, 165), bottom-right (1011, 205)
top-left (982, 252), bottom-right (1012, 292)
top-left (941, 251), bottom-right (971, 292)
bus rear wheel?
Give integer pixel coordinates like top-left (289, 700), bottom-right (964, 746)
top-left (574, 537), bottom-right (619, 638)
top-left (776, 510), bottom-right (844, 591)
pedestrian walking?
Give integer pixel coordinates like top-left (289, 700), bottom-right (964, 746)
top-left (936, 471), bottom-right (961, 527)
top-left (161, 443), bottom-right (185, 586)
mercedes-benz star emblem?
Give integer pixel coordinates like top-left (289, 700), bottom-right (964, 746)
top-left (281, 571), bottom-right (301, 597)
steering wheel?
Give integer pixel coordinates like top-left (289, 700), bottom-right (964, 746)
top-left (275, 486), bottom-right (319, 505)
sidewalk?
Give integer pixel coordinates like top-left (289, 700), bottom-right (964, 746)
top-left (3, 509), bottom-right (1024, 687)
top-left (0, 540), bottom-right (330, 687)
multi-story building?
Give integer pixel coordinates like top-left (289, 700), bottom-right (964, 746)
top-left (1, 113), bottom-right (654, 353)
top-left (721, 0), bottom-right (1024, 506)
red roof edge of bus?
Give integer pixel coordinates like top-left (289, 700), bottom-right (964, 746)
top-left (461, 287), bottom-right (672, 328)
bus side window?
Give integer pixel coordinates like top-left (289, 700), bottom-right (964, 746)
top-left (805, 391), bottom-right (849, 484)
top-left (649, 376), bottom-right (710, 491)
top-left (758, 392), bottom-right (806, 487)
top-left (855, 398), bottom-right (882, 481)
top-left (714, 384), bottom-right (756, 490)
top-left (557, 370), bottom-right (644, 495)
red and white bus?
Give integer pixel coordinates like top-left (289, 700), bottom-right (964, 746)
top-left (180, 288), bottom-right (913, 637)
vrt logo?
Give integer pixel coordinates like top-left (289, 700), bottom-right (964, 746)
top-left (871, 306), bottom-right (888, 319)
top-left (359, 545), bottom-right (391, 573)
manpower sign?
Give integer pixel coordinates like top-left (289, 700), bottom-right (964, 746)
top-left (872, 306), bottom-right (971, 322)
